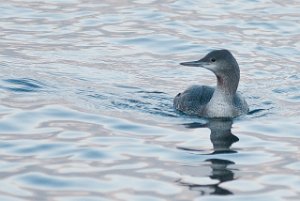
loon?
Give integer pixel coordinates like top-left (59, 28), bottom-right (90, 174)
top-left (174, 49), bottom-right (249, 118)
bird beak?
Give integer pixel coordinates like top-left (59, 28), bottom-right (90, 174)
top-left (180, 58), bottom-right (211, 69)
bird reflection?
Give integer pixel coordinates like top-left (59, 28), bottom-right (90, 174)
top-left (178, 119), bottom-right (238, 195)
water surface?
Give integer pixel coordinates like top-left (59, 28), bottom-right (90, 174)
top-left (0, 0), bottom-right (300, 200)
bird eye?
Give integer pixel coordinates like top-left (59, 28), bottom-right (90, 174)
top-left (211, 58), bottom-right (216, 62)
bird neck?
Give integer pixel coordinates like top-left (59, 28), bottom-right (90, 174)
top-left (209, 73), bottom-right (239, 106)
top-left (216, 74), bottom-right (239, 96)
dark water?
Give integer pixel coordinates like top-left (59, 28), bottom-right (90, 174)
top-left (0, 0), bottom-right (300, 200)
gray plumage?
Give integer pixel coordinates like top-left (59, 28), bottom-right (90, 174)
top-left (174, 49), bottom-right (249, 118)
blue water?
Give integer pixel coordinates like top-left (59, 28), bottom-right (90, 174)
top-left (0, 0), bottom-right (300, 200)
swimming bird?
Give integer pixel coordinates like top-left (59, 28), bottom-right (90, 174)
top-left (174, 49), bottom-right (249, 118)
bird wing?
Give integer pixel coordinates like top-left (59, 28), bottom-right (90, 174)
top-left (174, 85), bottom-right (214, 115)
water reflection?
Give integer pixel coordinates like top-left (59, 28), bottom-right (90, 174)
top-left (179, 119), bottom-right (238, 195)
top-left (182, 119), bottom-right (239, 154)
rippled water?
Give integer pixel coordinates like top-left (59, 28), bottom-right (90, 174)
top-left (0, 0), bottom-right (300, 200)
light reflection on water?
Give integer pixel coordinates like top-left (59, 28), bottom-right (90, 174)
top-left (0, 0), bottom-right (300, 200)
